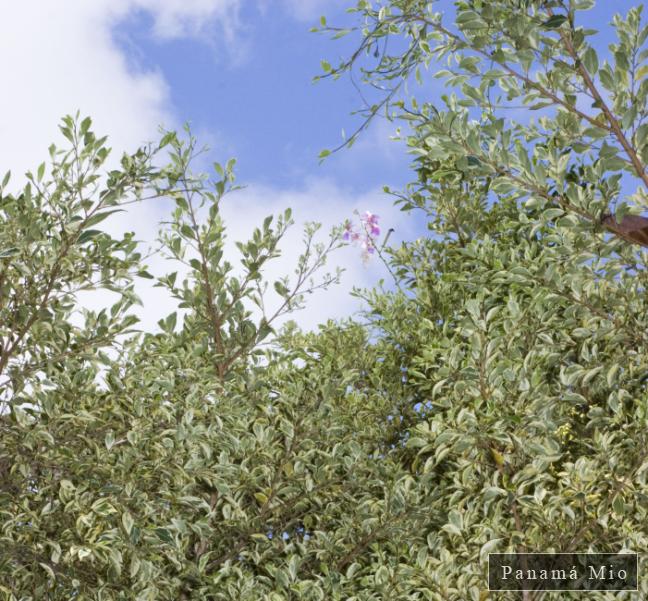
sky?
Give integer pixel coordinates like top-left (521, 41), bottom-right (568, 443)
top-left (0, 0), bottom-right (636, 335)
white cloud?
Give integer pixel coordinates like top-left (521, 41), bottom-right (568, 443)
top-left (0, 0), bottom-right (244, 182)
top-left (278, 0), bottom-right (349, 23)
top-left (126, 0), bottom-right (241, 40)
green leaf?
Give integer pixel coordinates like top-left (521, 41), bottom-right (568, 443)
top-left (541, 14), bottom-right (568, 28)
top-left (374, 565), bottom-right (390, 585)
top-left (180, 224), bottom-right (195, 239)
top-left (159, 131), bottom-right (177, 148)
top-left (274, 281), bottom-right (289, 296)
top-left (154, 528), bottom-right (174, 544)
top-left (606, 364), bottom-right (620, 387)
top-left (158, 312), bottom-right (177, 333)
top-left (129, 556), bottom-right (141, 578)
top-left (59, 124), bottom-right (74, 143)
top-left (80, 116), bottom-right (92, 135)
top-left (85, 209), bottom-right (124, 228)
top-left (0, 247), bottom-right (19, 258)
top-left (582, 47), bottom-right (599, 73)
top-left (122, 512), bottom-right (134, 535)
top-left (77, 229), bottom-right (103, 244)
top-left (479, 539), bottom-right (502, 563)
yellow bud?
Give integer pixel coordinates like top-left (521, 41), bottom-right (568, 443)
top-left (490, 448), bottom-right (505, 467)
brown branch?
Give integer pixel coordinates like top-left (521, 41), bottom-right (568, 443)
top-left (185, 194), bottom-right (226, 381)
top-left (548, 6), bottom-right (648, 189)
top-left (423, 19), bottom-right (614, 135)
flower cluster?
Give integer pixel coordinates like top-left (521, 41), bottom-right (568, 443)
top-left (343, 210), bottom-right (381, 263)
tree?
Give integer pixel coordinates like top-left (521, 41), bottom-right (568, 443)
top-left (311, 0), bottom-right (648, 598)
top-left (0, 118), bottom-right (372, 599)
top-left (0, 116), bottom-right (439, 600)
top-left (4, 0), bottom-right (648, 598)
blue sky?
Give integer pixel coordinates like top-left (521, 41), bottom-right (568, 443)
top-left (0, 0), bottom-right (639, 334)
top-left (113, 2), bottom-right (414, 191)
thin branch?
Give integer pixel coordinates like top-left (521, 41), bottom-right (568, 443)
top-left (547, 5), bottom-right (648, 189)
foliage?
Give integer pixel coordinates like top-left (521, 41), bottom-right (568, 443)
top-left (0, 118), bottom-right (364, 600)
top-left (312, 0), bottom-right (648, 598)
top-left (4, 0), bottom-right (648, 599)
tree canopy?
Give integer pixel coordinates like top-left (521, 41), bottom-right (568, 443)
top-left (2, 1), bottom-right (648, 599)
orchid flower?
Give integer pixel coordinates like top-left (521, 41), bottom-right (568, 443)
top-left (361, 211), bottom-right (381, 237)
top-left (342, 210), bottom-right (383, 263)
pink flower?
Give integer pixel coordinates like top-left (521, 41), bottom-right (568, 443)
top-left (361, 211), bottom-right (381, 237)
top-left (360, 238), bottom-right (375, 253)
top-left (342, 210), bottom-right (384, 263)
top-left (362, 211), bottom-right (379, 225)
